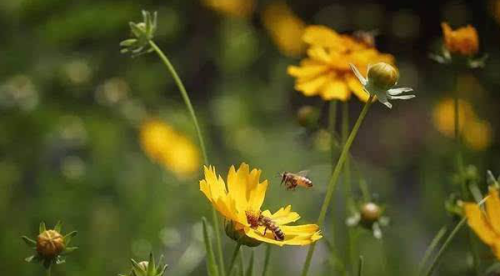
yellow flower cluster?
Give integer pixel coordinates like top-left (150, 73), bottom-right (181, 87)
top-left (288, 25), bottom-right (394, 101)
top-left (200, 163), bottom-right (322, 246)
top-left (432, 98), bottom-right (493, 151)
top-left (464, 187), bottom-right (500, 260)
top-left (201, 0), bottom-right (255, 18)
top-left (140, 119), bottom-right (201, 178)
top-left (441, 22), bottom-right (479, 57)
top-left (261, 2), bottom-right (306, 57)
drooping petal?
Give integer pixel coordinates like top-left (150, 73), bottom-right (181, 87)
top-left (387, 87), bottom-right (413, 96)
top-left (464, 202), bottom-right (497, 245)
top-left (486, 188), bottom-right (500, 235)
top-left (349, 64), bottom-right (367, 86)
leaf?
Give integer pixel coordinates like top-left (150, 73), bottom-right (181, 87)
top-left (64, 231), bottom-right (77, 245)
top-left (22, 236), bottom-right (37, 247)
top-left (25, 255), bottom-right (36, 263)
top-left (54, 221), bottom-right (62, 233)
top-left (39, 222), bottom-right (46, 234)
top-left (147, 253), bottom-right (155, 276)
top-left (202, 217), bottom-right (219, 276)
top-left (62, 246), bottom-right (78, 255)
top-left (158, 264), bottom-right (168, 276)
top-left (357, 256), bottom-right (364, 276)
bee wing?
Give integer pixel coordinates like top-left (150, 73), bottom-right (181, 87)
top-left (296, 170), bottom-right (310, 177)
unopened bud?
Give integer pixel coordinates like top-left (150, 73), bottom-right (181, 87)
top-left (360, 202), bottom-right (382, 225)
top-left (367, 62), bottom-right (399, 91)
top-left (297, 106), bottom-right (319, 128)
top-left (36, 230), bottom-right (65, 257)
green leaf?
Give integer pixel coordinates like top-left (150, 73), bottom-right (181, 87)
top-left (25, 255), bottom-right (36, 263)
top-left (64, 231), bottom-right (77, 245)
top-left (54, 221), bottom-right (62, 233)
top-left (202, 217), bottom-right (219, 276)
top-left (62, 246), bottom-right (78, 255)
top-left (39, 222), bottom-right (46, 234)
top-left (357, 256), bottom-right (364, 276)
top-left (245, 251), bottom-right (254, 276)
top-left (22, 236), bottom-right (37, 247)
top-left (158, 264), bottom-right (168, 276)
top-left (147, 253), bottom-right (155, 276)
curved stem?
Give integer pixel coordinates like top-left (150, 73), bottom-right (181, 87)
top-left (149, 41), bottom-right (225, 276)
top-left (301, 96), bottom-right (374, 276)
top-left (422, 218), bottom-right (466, 276)
top-left (228, 242), bottom-right (242, 276)
top-left (417, 226), bottom-right (447, 275)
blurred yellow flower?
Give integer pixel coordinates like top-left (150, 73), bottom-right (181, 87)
top-left (287, 25), bottom-right (394, 101)
top-left (441, 22), bottom-right (479, 56)
top-left (140, 119), bottom-right (200, 178)
top-left (491, 0), bottom-right (500, 25)
top-left (201, 0), bottom-right (255, 18)
top-left (432, 98), bottom-right (493, 151)
top-left (464, 187), bottom-right (500, 260)
top-left (262, 2), bottom-right (306, 57)
top-left (200, 163), bottom-right (322, 246)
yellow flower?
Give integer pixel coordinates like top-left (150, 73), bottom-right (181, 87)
top-left (140, 119), bottom-right (201, 178)
top-left (432, 98), bottom-right (493, 151)
top-left (441, 22), bottom-right (479, 56)
top-left (201, 0), bottom-right (255, 18)
top-left (287, 25), bottom-right (394, 101)
top-left (464, 187), bottom-right (500, 260)
top-left (199, 163), bottom-right (322, 246)
top-left (262, 2), bottom-right (306, 57)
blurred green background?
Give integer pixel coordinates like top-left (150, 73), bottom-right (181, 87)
top-left (1, 0), bottom-right (499, 275)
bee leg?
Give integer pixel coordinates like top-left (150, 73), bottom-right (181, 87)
top-left (263, 227), bottom-right (268, 236)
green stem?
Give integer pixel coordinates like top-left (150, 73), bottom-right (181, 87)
top-left (228, 242), bottom-right (242, 276)
top-left (342, 102), bottom-right (357, 274)
top-left (47, 266), bottom-right (52, 276)
top-left (357, 256), bottom-right (364, 276)
top-left (422, 218), bottom-right (466, 276)
top-left (262, 244), bottom-right (271, 276)
top-left (301, 96), bottom-right (374, 276)
top-left (149, 41), bottom-right (225, 276)
top-left (202, 217), bottom-right (219, 276)
top-left (417, 226), bottom-right (447, 275)
top-left (329, 100), bottom-right (338, 165)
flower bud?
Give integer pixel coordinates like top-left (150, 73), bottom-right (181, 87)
top-left (360, 202), bottom-right (382, 226)
top-left (36, 230), bottom-right (65, 257)
top-left (297, 105), bottom-right (319, 128)
top-left (224, 220), bottom-right (261, 247)
top-left (367, 62), bottom-right (399, 91)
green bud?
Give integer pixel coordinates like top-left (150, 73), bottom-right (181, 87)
top-left (297, 105), bottom-right (320, 128)
top-left (360, 202), bottom-right (382, 227)
top-left (224, 220), bottom-right (261, 247)
top-left (367, 62), bottom-right (399, 91)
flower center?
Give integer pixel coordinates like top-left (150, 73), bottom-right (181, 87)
top-left (245, 210), bottom-right (261, 228)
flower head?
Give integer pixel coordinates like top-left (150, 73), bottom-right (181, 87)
top-left (441, 22), bottom-right (479, 57)
top-left (199, 163), bottom-right (322, 246)
top-left (287, 25), bottom-right (394, 102)
top-left (350, 62), bottom-right (415, 108)
top-left (120, 11), bottom-right (157, 57)
top-left (22, 222), bottom-right (77, 269)
top-left (464, 186), bottom-right (500, 260)
top-left (140, 119), bottom-right (201, 178)
top-left (120, 253), bottom-right (168, 276)
top-left (347, 202), bottom-right (389, 239)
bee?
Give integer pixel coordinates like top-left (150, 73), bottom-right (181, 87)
top-left (258, 215), bottom-right (285, 241)
top-left (353, 30), bottom-right (377, 48)
top-left (280, 171), bottom-right (312, 190)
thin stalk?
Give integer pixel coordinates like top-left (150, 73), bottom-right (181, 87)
top-left (47, 266), bottom-right (52, 276)
top-left (228, 242), bottom-right (242, 276)
top-left (302, 96), bottom-right (375, 276)
top-left (422, 217), bottom-right (466, 276)
top-left (202, 217), bottom-right (219, 276)
top-left (239, 248), bottom-right (245, 276)
top-left (357, 256), bottom-right (364, 276)
top-left (149, 41), bottom-right (225, 276)
top-left (245, 250), bottom-right (254, 276)
top-left (329, 100), bottom-right (338, 165)
top-left (262, 244), bottom-right (271, 276)
top-left (417, 226), bottom-right (447, 275)
top-left (342, 102), bottom-right (357, 273)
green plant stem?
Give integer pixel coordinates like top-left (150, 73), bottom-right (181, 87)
top-left (149, 41), bottom-right (225, 276)
top-left (329, 100), bottom-right (338, 165)
top-left (342, 102), bottom-right (357, 274)
top-left (202, 217), bottom-right (219, 276)
top-left (301, 96), bottom-right (374, 276)
top-left (47, 266), bottom-right (52, 276)
top-left (422, 218), bottom-right (466, 276)
top-left (357, 256), bottom-right (364, 276)
top-left (262, 244), bottom-right (271, 276)
top-left (417, 226), bottom-right (447, 275)
top-left (228, 242), bottom-right (242, 276)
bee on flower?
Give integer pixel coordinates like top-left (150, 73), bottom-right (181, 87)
top-left (350, 62), bottom-right (415, 108)
top-left (431, 22), bottom-right (487, 68)
top-left (287, 25), bottom-right (395, 102)
top-left (22, 222), bottom-right (77, 270)
top-left (346, 201), bottom-right (389, 239)
top-left (200, 163), bottom-right (322, 246)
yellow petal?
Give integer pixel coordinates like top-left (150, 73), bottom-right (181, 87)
top-left (346, 75), bottom-right (370, 102)
top-left (486, 188), bottom-right (500, 234)
top-left (320, 79), bottom-right (350, 101)
top-left (227, 164), bottom-right (249, 212)
top-left (307, 46), bottom-right (332, 64)
top-left (265, 205), bottom-right (301, 225)
top-left (287, 64), bottom-right (329, 79)
top-left (302, 25), bottom-right (342, 48)
top-left (281, 224), bottom-right (320, 235)
top-left (464, 202), bottom-right (497, 245)
top-left (295, 74), bottom-right (329, 96)
top-left (244, 227), bottom-right (320, 246)
top-left (247, 180), bottom-right (268, 212)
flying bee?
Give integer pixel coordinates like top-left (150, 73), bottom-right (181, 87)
top-left (281, 171), bottom-right (313, 190)
top-left (258, 215), bottom-right (285, 241)
top-left (353, 30), bottom-right (378, 48)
